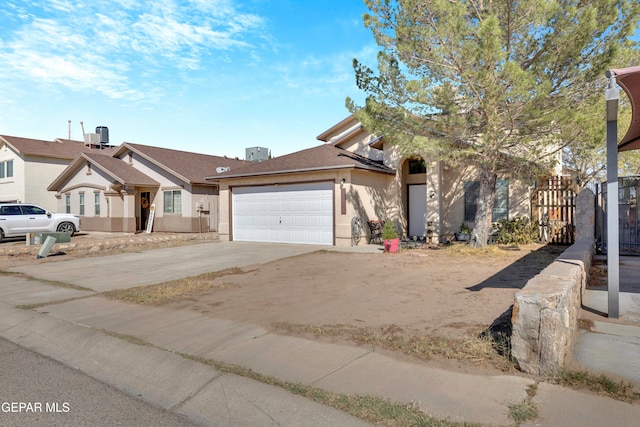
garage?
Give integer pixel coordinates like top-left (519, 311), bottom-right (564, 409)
top-left (232, 182), bottom-right (334, 245)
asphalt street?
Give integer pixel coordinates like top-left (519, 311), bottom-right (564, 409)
top-left (0, 337), bottom-right (203, 427)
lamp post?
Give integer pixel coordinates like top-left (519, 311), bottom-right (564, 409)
top-left (605, 71), bottom-right (620, 319)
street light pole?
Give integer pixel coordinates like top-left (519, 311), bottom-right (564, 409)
top-left (605, 71), bottom-right (620, 319)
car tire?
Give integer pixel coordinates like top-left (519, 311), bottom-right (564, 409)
top-left (57, 222), bottom-right (75, 235)
top-left (0, 228), bottom-right (3, 242)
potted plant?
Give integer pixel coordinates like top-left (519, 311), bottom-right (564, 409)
top-left (455, 221), bottom-right (471, 242)
top-left (381, 220), bottom-right (400, 253)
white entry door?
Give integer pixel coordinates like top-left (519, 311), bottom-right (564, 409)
top-left (233, 182), bottom-right (334, 245)
top-left (408, 184), bottom-right (427, 237)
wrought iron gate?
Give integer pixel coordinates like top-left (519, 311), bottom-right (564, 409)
top-left (596, 175), bottom-right (640, 255)
top-left (532, 176), bottom-right (576, 244)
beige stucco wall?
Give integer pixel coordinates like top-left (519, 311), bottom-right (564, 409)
top-left (0, 143), bottom-right (71, 211)
top-left (0, 144), bottom-right (25, 205)
top-left (440, 165), bottom-right (532, 241)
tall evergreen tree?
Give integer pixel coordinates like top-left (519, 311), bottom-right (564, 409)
top-left (348, 0), bottom-right (640, 246)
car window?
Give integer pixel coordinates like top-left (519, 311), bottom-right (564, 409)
top-left (21, 205), bottom-right (47, 215)
top-left (0, 206), bottom-right (22, 215)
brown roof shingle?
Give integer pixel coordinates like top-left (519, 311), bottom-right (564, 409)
top-left (0, 135), bottom-right (112, 160)
top-left (211, 144), bottom-right (394, 179)
top-left (116, 143), bottom-right (251, 184)
top-left (82, 152), bottom-right (159, 186)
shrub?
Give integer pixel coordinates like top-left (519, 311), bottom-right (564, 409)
top-left (381, 220), bottom-right (398, 240)
top-left (491, 217), bottom-right (539, 244)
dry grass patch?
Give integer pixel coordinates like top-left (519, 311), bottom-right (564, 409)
top-left (103, 267), bottom-right (245, 304)
top-left (182, 353), bottom-right (482, 427)
top-left (442, 243), bottom-right (523, 258)
top-left (547, 369), bottom-right (640, 403)
top-left (272, 322), bottom-right (515, 372)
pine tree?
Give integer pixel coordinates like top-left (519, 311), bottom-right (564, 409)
top-left (348, 0), bottom-right (640, 246)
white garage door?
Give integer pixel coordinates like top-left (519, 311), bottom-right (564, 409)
top-left (233, 182), bottom-right (334, 245)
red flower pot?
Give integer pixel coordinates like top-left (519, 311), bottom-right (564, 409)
top-left (383, 238), bottom-right (399, 253)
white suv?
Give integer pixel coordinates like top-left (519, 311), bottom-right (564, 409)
top-left (0, 203), bottom-right (80, 241)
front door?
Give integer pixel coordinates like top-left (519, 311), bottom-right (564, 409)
top-left (140, 192), bottom-right (150, 231)
top-left (408, 184), bottom-right (427, 237)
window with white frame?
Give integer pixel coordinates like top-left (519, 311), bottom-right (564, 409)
top-left (94, 193), bottom-right (100, 216)
top-left (163, 190), bottom-right (182, 214)
top-left (79, 193), bottom-right (85, 216)
top-left (0, 160), bottom-right (13, 179)
top-left (464, 179), bottom-right (509, 222)
top-left (65, 194), bottom-right (71, 214)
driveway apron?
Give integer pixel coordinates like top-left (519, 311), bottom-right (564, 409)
top-left (9, 241), bottom-right (325, 292)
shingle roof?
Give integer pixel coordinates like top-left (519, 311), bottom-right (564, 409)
top-left (47, 151), bottom-right (159, 192)
top-left (115, 143), bottom-right (250, 184)
top-left (82, 152), bottom-right (159, 186)
top-left (0, 135), bottom-right (108, 160)
top-left (211, 144), bottom-right (394, 179)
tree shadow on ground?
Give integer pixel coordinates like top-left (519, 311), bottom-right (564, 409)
top-left (466, 244), bottom-right (568, 292)
top-left (467, 244), bottom-right (569, 359)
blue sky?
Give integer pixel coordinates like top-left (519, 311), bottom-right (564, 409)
top-left (0, 0), bottom-right (377, 159)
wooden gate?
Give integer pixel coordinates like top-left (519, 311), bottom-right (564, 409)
top-left (531, 176), bottom-right (576, 244)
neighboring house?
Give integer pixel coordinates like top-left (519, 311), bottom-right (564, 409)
top-left (0, 135), bottom-right (107, 211)
top-left (48, 143), bottom-right (249, 233)
top-left (213, 115), bottom-right (533, 246)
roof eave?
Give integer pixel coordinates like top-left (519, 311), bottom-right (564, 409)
top-left (209, 164), bottom-right (394, 180)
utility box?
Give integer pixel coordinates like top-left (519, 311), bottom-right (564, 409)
top-left (245, 147), bottom-right (269, 162)
top-left (28, 232), bottom-right (71, 245)
top-left (196, 201), bottom-right (210, 212)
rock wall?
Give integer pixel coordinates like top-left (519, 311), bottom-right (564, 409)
top-left (511, 189), bottom-right (595, 375)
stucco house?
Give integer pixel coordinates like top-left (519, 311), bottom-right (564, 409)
top-left (48, 143), bottom-right (248, 233)
top-left (0, 135), bottom-right (106, 211)
top-left (213, 115), bottom-right (533, 246)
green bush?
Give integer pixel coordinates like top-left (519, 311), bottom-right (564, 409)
top-left (491, 217), bottom-right (539, 244)
top-left (381, 220), bottom-right (398, 240)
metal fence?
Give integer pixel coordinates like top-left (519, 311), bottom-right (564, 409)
top-left (596, 175), bottom-right (640, 255)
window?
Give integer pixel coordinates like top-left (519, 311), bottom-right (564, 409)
top-left (79, 193), bottom-right (85, 216)
top-left (22, 205), bottom-right (46, 215)
top-left (163, 190), bottom-right (182, 214)
top-left (408, 159), bottom-right (426, 174)
top-left (65, 194), bottom-right (71, 214)
top-left (464, 179), bottom-right (509, 222)
top-left (94, 193), bottom-right (100, 216)
top-left (0, 205), bottom-right (21, 215)
top-left (0, 160), bottom-right (13, 178)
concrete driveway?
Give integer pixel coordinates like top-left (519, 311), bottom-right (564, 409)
top-left (9, 241), bottom-right (331, 292)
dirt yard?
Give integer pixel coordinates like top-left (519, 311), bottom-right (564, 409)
top-left (157, 243), bottom-right (563, 374)
top-left (0, 237), bottom-right (564, 375)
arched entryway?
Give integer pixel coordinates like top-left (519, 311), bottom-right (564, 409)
top-left (401, 157), bottom-right (428, 238)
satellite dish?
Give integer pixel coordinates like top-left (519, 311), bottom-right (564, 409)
top-left (216, 166), bottom-right (230, 173)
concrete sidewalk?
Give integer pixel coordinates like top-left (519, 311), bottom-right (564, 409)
top-left (0, 241), bottom-right (638, 426)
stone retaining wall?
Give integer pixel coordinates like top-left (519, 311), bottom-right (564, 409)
top-left (511, 241), bottom-right (593, 374)
top-left (511, 189), bottom-right (595, 375)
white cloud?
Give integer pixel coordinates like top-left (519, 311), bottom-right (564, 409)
top-left (0, 0), bottom-right (266, 101)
